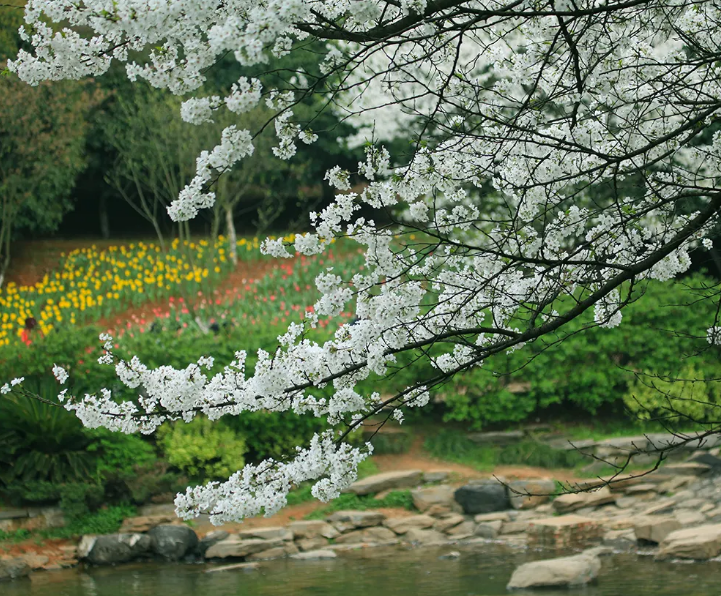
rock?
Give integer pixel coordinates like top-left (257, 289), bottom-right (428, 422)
top-left (327, 510), bottom-right (386, 531)
top-left (18, 554), bottom-right (49, 570)
top-left (411, 486), bottom-right (456, 512)
top-left (288, 520), bottom-right (339, 540)
top-left (119, 515), bottom-right (175, 533)
top-left (433, 514), bottom-right (465, 533)
top-left (688, 452), bottom-right (721, 472)
top-left (237, 526), bottom-right (293, 541)
top-left (247, 544), bottom-right (298, 560)
top-left (633, 516), bottom-right (682, 544)
top-left (423, 471), bottom-right (451, 483)
top-left (501, 521), bottom-right (529, 535)
top-left (663, 462), bottom-right (711, 476)
top-left (657, 524), bottom-right (721, 560)
top-left (675, 510), bottom-right (706, 526)
top-left (446, 520), bottom-right (475, 537)
top-left (467, 430), bottom-right (525, 445)
top-left (657, 476), bottom-right (696, 493)
top-left (290, 550), bottom-right (337, 560)
top-left (205, 562), bottom-right (260, 573)
top-left (334, 527), bottom-right (397, 544)
top-left (296, 537), bottom-right (329, 552)
top-left (205, 537), bottom-right (284, 559)
top-left (475, 520), bottom-right (503, 539)
top-left (527, 515), bottom-right (603, 549)
top-left (403, 528), bottom-right (447, 544)
top-left (454, 481), bottom-right (510, 514)
top-left (507, 553), bottom-right (601, 589)
top-left (603, 529), bottom-right (636, 550)
top-left (596, 436), bottom-right (649, 453)
top-left (546, 438), bottom-right (596, 451)
top-left (0, 557), bottom-right (31, 581)
top-left (77, 535), bottom-right (97, 559)
top-left (640, 499), bottom-right (677, 516)
top-left (625, 484), bottom-right (658, 496)
top-left (676, 497), bottom-right (706, 510)
top-left (84, 533), bottom-right (152, 565)
top-left (347, 470), bottom-right (423, 495)
top-left (197, 531), bottom-right (230, 556)
top-left (384, 515), bottom-right (435, 535)
top-left (438, 550), bottom-right (460, 560)
top-left (616, 496), bottom-right (639, 508)
top-left (507, 478), bottom-right (556, 509)
top-left (552, 486), bottom-right (616, 513)
top-left (148, 525), bottom-right (199, 560)
top-left (473, 512), bottom-right (510, 523)
top-left (425, 504), bottom-right (454, 517)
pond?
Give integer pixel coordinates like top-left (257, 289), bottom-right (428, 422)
top-left (5, 544), bottom-right (719, 596)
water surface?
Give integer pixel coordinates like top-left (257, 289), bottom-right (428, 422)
top-left (6, 544), bottom-right (718, 595)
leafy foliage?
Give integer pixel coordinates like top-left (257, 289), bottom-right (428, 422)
top-left (304, 490), bottom-right (414, 520)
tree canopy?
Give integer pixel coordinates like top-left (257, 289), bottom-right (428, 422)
top-left (5, 0), bottom-right (721, 522)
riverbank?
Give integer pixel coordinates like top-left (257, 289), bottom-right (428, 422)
top-left (3, 439), bottom-right (721, 584)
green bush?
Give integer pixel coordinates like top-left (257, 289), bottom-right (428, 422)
top-left (158, 417), bottom-right (246, 481)
top-left (304, 490), bottom-right (414, 520)
top-left (623, 364), bottom-right (721, 423)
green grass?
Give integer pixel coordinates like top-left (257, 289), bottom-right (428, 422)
top-left (304, 490), bottom-right (415, 520)
top-left (423, 431), bottom-right (587, 471)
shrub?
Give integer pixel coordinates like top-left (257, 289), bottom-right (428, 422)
top-left (158, 417), bottom-right (247, 481)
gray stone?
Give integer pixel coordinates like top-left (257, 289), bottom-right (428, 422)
top-left (197, 531), bottom-right (230, 556)
top-left (641, 499), bottom-right (677, 516)
top-left (507, 554), bottom-right (601, 589)
top-left (473, 512), bottom-right (510, 523)
top-left (0, 557), bottom-right (31, 581)
top-left (237, 526), bottom-right (293, 541)
top-left (119, 515), bottom-right (176, 533)
top-left (634, 516), bottom-right (682, 544)
top-left (433, 514), bottom-right (465, 533)
top-left (347, 470), bottom-right (423, 495)
top-left (296, 537), bottom-right (329, 552)
top-left (288, 520), bottom-right (339, 540)
top-left (475, 520), bottom-right (503, 539)
top-left (423, 471), bottom-right (451, 483)
top-left (148, 525), bottom-right (198, 560)
top-left (507, 478), bottom-right (556, 509)
top-left (403, 528), bottom-right (447, 544)
top-left (384, 515), bottom-right (435, 535)
top-left (84, 533), bottom-right (152, 565)
top-left (675, 510), bottom-right (706, 526)
top-left (205, 537), bottom-right (284, 559)
top-left (616, 496), bottom-right (639, 509)
top-left (446, 520), bottom-right (475, 537)
top-left (247, 544), bottom-right (298, 560)
top-left (454, 480), bottom-right (510, 514)
top-left (663, 462), bottom-right (712, 476)
top-left (657, 524), bottom-right (721, 560)
top-left (676, 497), bottom-right (707, 510)
top-left (552, 486), bottom-right (616, 513)
top-left (290, 550), bottom-right (337, 560)
top-left (334, 527), bottom-right (396, 544)
top-left (625, 484), bottom-right (658, 496)
top-left (327, 510), bottom-right (386, 529)
top-left (411, 485), bottom-right (456, 512)
top-left (501, 521), bottom-right (529, 535)
top-left (545, 438), bottom-right (596, 451)
top-left (603, 529), bottom-right (636, 550)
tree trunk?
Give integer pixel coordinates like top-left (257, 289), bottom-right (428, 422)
top-left (226, 205), bottom-right (238, 265)
top-left (99, 195), bottom-right (110, 239)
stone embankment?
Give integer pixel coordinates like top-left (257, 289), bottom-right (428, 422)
top-left (4, 440), bottom-right (721, 585)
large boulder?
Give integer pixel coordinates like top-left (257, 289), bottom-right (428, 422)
top-left (507, 553), bottom-right (601, 589)
top-left (197, 531), bottom-right (230, 557)
top-left (288, 520), bottom-right (339, 540)
top-left (326, 510), bottom-right (385, 532)
top-left (334, 527), bottom-right (397, 544)
top-left (82, 533), bottom-right (152, 565)
top-left (411, 485), bottom-right (456, 512)
top-left (148, 525), bottom-right (199, 560)
top-left (552, 486), bottom-right (616, 513)
top-left (347, 470), bottom-right (423, 495)
top-left (527, 515), bottom-right (603, 549)
top-left (633, 516), bottom-right (682, 544)
top-left (237, 526), bottom-right (293, 541)
top-left (454, 481), bottom-right (509, 514)
top-left (0, 557), bottom-right (31, 581)
top-left (657, 524), bottom-right (721, 560)
top-left (507, 478), bottom-right (556, 509)
top-left (205, 536), bottom-right (284, 559)
top-left (384, 515), bottom-right (435, 535)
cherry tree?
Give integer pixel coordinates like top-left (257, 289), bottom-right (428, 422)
top-left (6, 0), bottom-right (721, 523)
